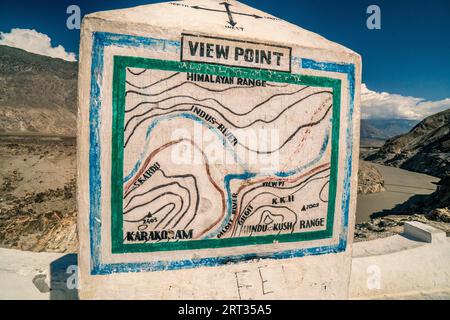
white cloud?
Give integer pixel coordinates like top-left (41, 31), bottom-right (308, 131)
top-left (0, 28), bottom-right (76, 62)
top-left (361, 84), bottom-right (450, 120)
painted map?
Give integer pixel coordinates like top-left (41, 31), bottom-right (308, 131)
top-left (113, 58), bottom-right (337, 250)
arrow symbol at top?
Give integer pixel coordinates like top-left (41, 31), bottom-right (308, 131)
top-left (219, 2), bottom-right (237, 27)
top-left (191, 2), bottom-right (263, 27)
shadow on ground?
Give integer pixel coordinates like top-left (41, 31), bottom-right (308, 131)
top-left (49, 253), bottom-right (79, 300)
top-left (370, 194), bottom-right (431, 219)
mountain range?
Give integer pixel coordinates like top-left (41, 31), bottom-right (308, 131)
top-left (360, 118), bottom-right (419, 146)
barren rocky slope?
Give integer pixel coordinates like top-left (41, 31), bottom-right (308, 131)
top-left (366, 108), bottom-right (450, 178)
top-left (0, 45), bottom-right (77, 136)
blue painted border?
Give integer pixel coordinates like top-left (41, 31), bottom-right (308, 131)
top-left (301, 59), bottom-right (356, 248)
top-left (87, 32), bottom-right (355, 275)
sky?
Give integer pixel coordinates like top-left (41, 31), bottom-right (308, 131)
top-left (0, 0), bottom-right (449, 120)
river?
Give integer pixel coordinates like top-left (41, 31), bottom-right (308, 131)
top-left (356, 163), bottom-right (440, 223)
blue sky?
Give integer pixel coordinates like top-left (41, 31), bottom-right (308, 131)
top-left (0, 0), bottom-right (449, 118)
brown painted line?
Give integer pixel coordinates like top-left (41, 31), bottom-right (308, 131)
top-left (228, 162), bottom-right (331, 237)
top-left (124, 139), bottom-right (183, 196)
top-left (282, 97), bottom-right (332, 171)
top-left (123, 138), bottom-right (225, 240)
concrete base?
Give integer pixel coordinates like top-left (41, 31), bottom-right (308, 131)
top-left (79, 253), bottom-right (351, 299)
top-left (1, 228), bottom-right (448, 300)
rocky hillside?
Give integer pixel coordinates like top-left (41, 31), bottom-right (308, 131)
top-left (366, 108), bottom-right (450, 178)
top-left (0, 45), bottom-right (77, 136)
top-left (358, 161), bottom-right (385, 194)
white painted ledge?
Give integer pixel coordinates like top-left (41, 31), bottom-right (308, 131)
top-left (349, 224), bottom-right (450, 300)
top-left (1, 227), bottom-right (449, 300)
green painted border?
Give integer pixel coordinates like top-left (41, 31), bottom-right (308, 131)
top-left (111, 56), bottom-right (341, 254)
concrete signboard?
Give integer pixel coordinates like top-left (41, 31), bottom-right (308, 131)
top-left (77, 0), bottom-right (361, 299)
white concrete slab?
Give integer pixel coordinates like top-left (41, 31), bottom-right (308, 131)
top-left (404, 221), bottom-right (447, 244)
top-left (350, 237), bottom-right (450, 299)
